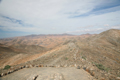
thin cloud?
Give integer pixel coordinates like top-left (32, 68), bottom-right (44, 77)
top-left (66, 25), bottom-right (120, 34)
top-left (72, 6), bottom-right (120, 18)
top-left (104, 24), bottom-right (109, 27)
top-left (66, 28), bottom-right (104, 34)
top-left (110, 25), bottom-right (120, 29)
top-left (0, 0), bottom-right (120, 38)
top-left (2, 16), bottom-right (23, 25)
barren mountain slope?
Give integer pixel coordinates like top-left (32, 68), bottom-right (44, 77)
top-left (0, 35), bottom-right (75, 49)
top-left (0, 34), bottom-right (92, 68)
top-left (12, 29), bottom-right (119, 80)
top-left (0, 34), bottom-right (92, 49)
top-left (75, 29), bottom-right (120, 79)
top-left (0, 44), bottom-right (48, 69)
top-left (0, 29), bottom-right (120, 80)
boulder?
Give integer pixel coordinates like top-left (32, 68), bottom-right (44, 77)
top-left (7, 71), bottom-right (11, 74)
top-left (83, 67), bottom-right (86, 70)
top-left (25, 65), bottom-right (29, 68)
top-left (0, 73), bottom-right (4, 77)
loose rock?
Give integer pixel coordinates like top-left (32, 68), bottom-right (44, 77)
top-left (77, 66), bottom-right (80, 69)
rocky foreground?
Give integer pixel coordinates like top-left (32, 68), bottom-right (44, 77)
top-left (0, 66), bottom-right (96, 80)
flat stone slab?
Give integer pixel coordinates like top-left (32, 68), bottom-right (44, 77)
top-left (0, 67), bottom-right (95, 80)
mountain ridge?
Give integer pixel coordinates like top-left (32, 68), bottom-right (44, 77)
top-left (0, 29), bottom-right (120, 80)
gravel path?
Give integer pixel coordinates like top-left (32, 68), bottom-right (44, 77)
top-left (0, 67), bottom-right (95, 80)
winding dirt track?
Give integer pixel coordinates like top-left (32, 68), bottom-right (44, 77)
top-left (0, 67), bottom-right (95, 80)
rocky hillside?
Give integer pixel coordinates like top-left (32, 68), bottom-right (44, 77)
top-left (0, 29), bottom-right (120, 80)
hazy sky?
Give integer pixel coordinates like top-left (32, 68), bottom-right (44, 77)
top-left (0, 0), bottom-right (120, 38)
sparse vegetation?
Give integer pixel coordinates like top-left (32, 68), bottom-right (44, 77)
top-left (118, 74), bottom-right (120, 77)
top-left (95, 63), bottom-right (110, 72)
top-left (65, 57), bottom-right (68, 60)
top-left (4, 65), bottom-right (11, 70)
top-left (82, 56), bottom-right (86, 60)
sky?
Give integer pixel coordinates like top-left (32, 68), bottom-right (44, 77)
top-left (0, 0), bottom-right (120, 38)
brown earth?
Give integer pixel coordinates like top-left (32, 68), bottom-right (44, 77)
top-left (0, 29), bottom-right (120, 80)
top-left (0, 34), bottom-right (92, 68)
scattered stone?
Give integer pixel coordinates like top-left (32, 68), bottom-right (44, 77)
top-left (57, 65), bottom-right (60, 67)
top-left (109, 75), bottom-right (116, 80)
top-left (74, 64), bottom-right (77, 67)
top-left (89, 67), bottom-right (94, 71)
top-left (17, 67), bottom-right (20, 70)
top-left (64, 64), bottom-right (67, 67)
top-left (77, 66), bottom-right (80, 69)
top-left (45, 65), bottom-right (47, 67)
top-left (18, 67), bottom-right (21, 70)
top-left (90, 71), bottom-right (95, 76)
top-left (38, 65), bottom-right (41, 67)
top-left (14, 69), bottom-right (17, 72)
top-left (88, 62), bottom-right (91, 65)
top-left (10, 67), bottom-right (13, 70)
top-left (86, 67), bottom-right (90, 73)
top-left (20, 66), bottom-right (22, 69)
top-left (60, 65), bottom-right (63, 67)
top-left (0, 73), bottom-right (2, 77)
top-left (9, 70), bottom-right (12, 73)
top-left (25, 65), bottom-right (29, 68)
top-left (51, 65), bottom-right (55, 67)
top-left (83, 67), bottom-right (86, 70)
top-left (10, 70), bottom-right (13, 73)
top-left (100, 77), bottom-right (105, 80)
top-left (116, 77), bottom-right (120, 80)
top-left (29, 65), bottom-right (33, 68)
top-left (32, 75), bottom-right (38, 80)
top-left (7, 71), bottom-right (11, 74)
top-left (23, 65), bottom-right (25, 68)
top-left (32, 65), bottom-right (35, 67)
top-left (4, 73), bottom-right (7, 76)
top-left (41, 65), bottom-right (43, 67)
top-left (36, 65), bottom-right (39, 67)
top-left (1, 73), bottom-right (4, 77)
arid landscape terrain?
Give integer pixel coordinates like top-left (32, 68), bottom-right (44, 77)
top-left (0, 29), bottom-right (120, 80)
